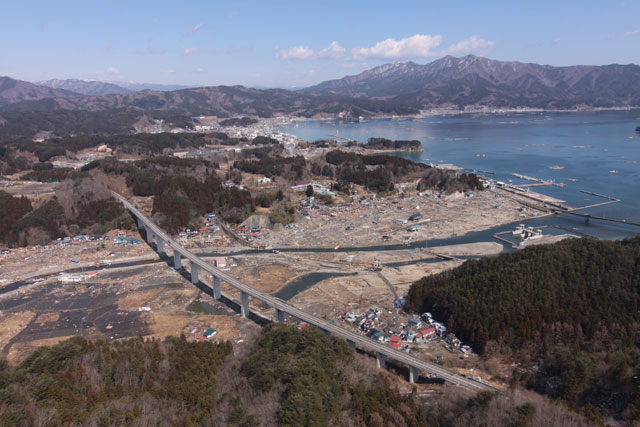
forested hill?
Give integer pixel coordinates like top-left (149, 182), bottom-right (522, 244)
top-left (0, 324), bottom-right (586, 426)
top-left (0, 325), bottom-right (429, 426)
top-left (406, 236), bottom-right (640, 354)
top-left (406, 236), bottom-right (640, 421)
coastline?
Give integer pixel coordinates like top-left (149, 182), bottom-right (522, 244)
top-left (261, 105), bottom-right (640, 147)
top-left (280, 105), bottom-right (640, 124)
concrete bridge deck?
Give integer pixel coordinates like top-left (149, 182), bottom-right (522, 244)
top-left (111, 191), bottom-right (496, 392)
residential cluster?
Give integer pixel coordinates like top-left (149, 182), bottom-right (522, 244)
top-left (173, 214), bottom-right (233, 248)
top-left (340, 308), bottom-right (473, 356)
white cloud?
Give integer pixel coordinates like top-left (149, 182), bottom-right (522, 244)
top-left (183, 47), bottom-right (198, 56)
top-left (161, 69), bottom-right (176, 74)
top-left (278, 35), bottom-right (494, 62)
top-left (196, 67), bottom-right (206, 73)
top-left (106, 67), bottom-right (119, 74)
top-left (187, 23), bottom-right (204, 35)
top-left (443, 35), bottom-right (494, 55)
top-left (351, 34), bottom-right (443, 59)
top-left (279, 45), bottom-right (314, 60)
top-left (624, 29), bottom-right (640, 37)
top-left (279, 41), bottom-right (345, 60)
top-left (316, 41), bottom-right (346, 59)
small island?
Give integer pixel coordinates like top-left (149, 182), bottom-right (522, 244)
top-left (346, 137), bottom-right (424, 152)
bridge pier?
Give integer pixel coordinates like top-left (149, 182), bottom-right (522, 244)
top-left (190, 261), bottom-right (199, 284)
top-left (156, 237), bottom-right (164, 254)
top-left (240, 291), bottom-right (249, 317)
top-left (409, 366), bottom-right (420, 384)
top-left (376, 352), bottom-right (386, 370)
top-left (109, 191), bottom-right (498, 392)
top-left (145, 226), bottom-right (154, 244)
top-left (347, 340), bottom-right (356, 351)
top-left (213, 276), bottom-right (221, 300)
top-left (275, 309), bottom-right (285, 323)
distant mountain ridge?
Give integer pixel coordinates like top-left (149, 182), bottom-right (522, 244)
top-left (37, 79), bottom-right (131, 96)
top-left (305, 55), bottom-right (640, 109)
top-left (0, 84), bottom-right (415, 118)
top-left (0, 78), bottom-right (416, 138)
top-left (2, 55), bottom-right (640, 138)
top-left (36, 78), bottom-right (198, 94)
top-left (0, 76), bottom-right (79, 108)
top-left (114, 82), bottom-right (196, 92)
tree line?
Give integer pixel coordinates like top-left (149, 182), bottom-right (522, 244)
top-left (0, 132), bottom-right (212, 162)
top-left (326, 150), bottom-right (483, 193)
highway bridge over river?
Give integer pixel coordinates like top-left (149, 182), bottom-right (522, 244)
top-left (112, 191), bottom-right (496, 392)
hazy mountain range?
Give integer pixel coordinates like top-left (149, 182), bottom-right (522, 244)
top-left (114, 82), bottom-right (196, 92)
top-left (36, 79), bottom-right (196, 96)
top-left (36, 79), bottom-right (132, 96)
top-left (0, 77), bottom-right (78, 108)
top-left (0, 78), bottom-right (414, 117)
top-left (1, 55), bottom-right (640, 137)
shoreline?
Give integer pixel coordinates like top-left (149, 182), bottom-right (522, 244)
top-left (278, 105), bottom-right (640, 125)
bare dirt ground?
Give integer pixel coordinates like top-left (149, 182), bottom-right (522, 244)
top-left (0, 177), bottom-right (569, 393)
top-left (0, 311), bottom-right (36, 355)
top-left (238, 263), bottom-right (297, 293)
top-left (0, 180), bottom-right (57, 199)
top-left (244, 187), bottom-right (553, 250)
top-left (0, 230), bottom-right (154, 284)
top-left (7, 336), bottom-right (76, 364)
top-left (519, 233), bottom-right (577, 248)
top-left (0, 258), bottom-right (259, 364)
top-left (431, 241), bottom-right (503, 256)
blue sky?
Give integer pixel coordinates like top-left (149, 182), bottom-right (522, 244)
top-left (2, 0), bottom-right (640, 88)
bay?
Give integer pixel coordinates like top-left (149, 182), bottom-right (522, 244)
top-left (279, 110), bottom-right (640, 241)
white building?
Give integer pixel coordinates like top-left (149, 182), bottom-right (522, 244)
top-left (257, 177), bottom-right (271, 184)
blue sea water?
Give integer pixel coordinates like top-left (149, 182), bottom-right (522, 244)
top-left (279, 110), bottom-right (640, 241)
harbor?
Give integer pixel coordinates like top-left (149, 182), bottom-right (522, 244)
top-left (511, 172), bottom-right (566, 187)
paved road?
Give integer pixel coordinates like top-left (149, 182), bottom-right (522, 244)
top-left (112, 191), bottom-right (497, 392)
